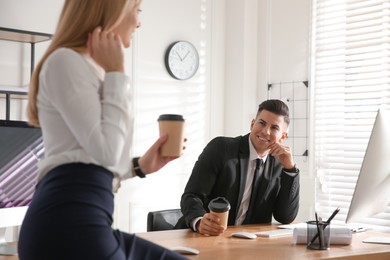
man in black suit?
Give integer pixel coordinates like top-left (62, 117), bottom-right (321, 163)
top-left (175, 99), bottom-right (299, 235)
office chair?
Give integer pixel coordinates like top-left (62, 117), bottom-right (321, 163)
top-left (147, 208), bottom-right (183, 232)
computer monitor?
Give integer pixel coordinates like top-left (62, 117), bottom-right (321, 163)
top-left (346, 109), bottom-right (390, 225)
top-left (0, 120), bottom-right (44, 255)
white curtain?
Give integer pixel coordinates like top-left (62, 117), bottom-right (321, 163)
top-left (312, 0), bottom-right (390, 231)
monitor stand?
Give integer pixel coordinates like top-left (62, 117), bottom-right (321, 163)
top-left (0, 227), bottom-right (18, 255)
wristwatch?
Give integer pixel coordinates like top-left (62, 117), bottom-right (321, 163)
top-left (132, 157), bottom-right (146, 178)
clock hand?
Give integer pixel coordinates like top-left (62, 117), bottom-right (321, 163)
top-left (182, 51), bottom-right (190, 61)
top-left (174, 50), bottom-right (183, 61)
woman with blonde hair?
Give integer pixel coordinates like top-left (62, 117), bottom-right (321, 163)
top-left (18, 0), bottom-right (186, 259)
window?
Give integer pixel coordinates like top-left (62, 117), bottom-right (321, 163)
top-left (312, 0), bottom-right (390, 231)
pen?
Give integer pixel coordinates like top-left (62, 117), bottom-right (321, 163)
top-left (315, 212), bottom-right (322, 247)
top-left (325, 207), bottom-right (340, 224)
top-left (352, 227), bottom-right (366, 233)
top-left (308, 207), bottom-right (340, 247)
top-left (318, 217), bottom-right (324, 248)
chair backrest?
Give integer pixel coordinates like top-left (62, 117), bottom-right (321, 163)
top-left (147, 208), bottom-right (183, 232)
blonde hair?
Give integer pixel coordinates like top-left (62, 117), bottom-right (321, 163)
top-left (28, 0), bottom-right (141, 126)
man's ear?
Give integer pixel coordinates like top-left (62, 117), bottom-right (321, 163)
top-left (278, 132), bottom-right (288, 142)
top-left (250, 119), bottom-right (255, 130)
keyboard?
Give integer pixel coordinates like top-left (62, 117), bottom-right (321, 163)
top-left (253, 228), bottom-right (294, 238)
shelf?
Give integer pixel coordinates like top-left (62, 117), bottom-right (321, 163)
top-left (0, 86), bottom-right (28, 95)
top-left (0, 27), bottom-right (52, 43)
top-left (0, 27), bottom-right (52, 120)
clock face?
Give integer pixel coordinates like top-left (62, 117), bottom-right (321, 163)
top-left (165, 41), bottom-right (199, 80)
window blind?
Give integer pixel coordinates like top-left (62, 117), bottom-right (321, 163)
top-left (312, 0), bottom-right (390, 231)
top-left (0, 137), bottom-right (43, 207)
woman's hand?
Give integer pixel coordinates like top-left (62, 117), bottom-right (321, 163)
top-left (87, 27), bottom-right (125, 73)
top-left (137, 135), bottom-right (186, 174)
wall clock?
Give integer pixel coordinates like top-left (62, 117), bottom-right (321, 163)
top-left (165, 41), bottom-right (199, 80)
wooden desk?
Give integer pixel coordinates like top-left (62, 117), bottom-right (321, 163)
top-left (137, 224), bottom-right (390, 260)
top-left (1, 224), bottom-right (389, 259)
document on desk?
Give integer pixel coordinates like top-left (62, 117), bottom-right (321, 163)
top-left (279, 223), bottom-right (368, 233)
top-left (363, 237), bottom-right (390, 245)
top-left (292, 225), bottom-right (352, 245)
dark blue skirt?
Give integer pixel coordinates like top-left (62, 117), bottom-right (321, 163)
top-left (18, 163), bottom-right (186, 260)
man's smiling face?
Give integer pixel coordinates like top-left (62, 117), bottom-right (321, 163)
top-left (249, 109), bottom-right (288, 157)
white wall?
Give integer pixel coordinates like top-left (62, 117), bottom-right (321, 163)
top-left (265, 0), bottom-right (314, 222)
top-left (224, 0), bottom-right (260, 136)
top-left (113, 0), bottom-right (222, 233)
top-left (0, 0), bottom-right (313, 236)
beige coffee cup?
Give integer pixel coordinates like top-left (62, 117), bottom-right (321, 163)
top-left (208, 197), bottom-right (231, 230)
top-left (158, 114), bottom-right (185, 157)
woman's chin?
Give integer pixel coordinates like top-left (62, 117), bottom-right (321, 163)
top-left (123, 38), bottom-right (133, 48)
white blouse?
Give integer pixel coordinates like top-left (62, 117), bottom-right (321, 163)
top-left (37, 48), bottom-right (135, 190)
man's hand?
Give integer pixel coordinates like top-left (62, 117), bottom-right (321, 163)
top-left (268, 142), bottom-right (295, 169)
top-left (197, 213), bottom-right (225, 236)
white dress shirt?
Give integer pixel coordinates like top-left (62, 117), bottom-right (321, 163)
top-left (37, 48), bottom-right (135, 191)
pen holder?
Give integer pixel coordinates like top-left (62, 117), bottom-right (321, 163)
top-left (307, 220), bottom-right (330, 250)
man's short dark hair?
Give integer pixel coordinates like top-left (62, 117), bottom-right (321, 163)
top-left (257, 99), bottom-right (290, 126)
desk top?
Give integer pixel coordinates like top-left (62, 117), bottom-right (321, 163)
top-left (137, 224), bottom-right (390, 260)
top-left (1, 224), bottom-right (389, 259)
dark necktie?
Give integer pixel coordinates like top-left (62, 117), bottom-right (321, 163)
top-left (247, 159), bottom-right (264, 216)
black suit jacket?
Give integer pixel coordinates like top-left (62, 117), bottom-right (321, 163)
top-left (175, 134), bottom-right (299, 229)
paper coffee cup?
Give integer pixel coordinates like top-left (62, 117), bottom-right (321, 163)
top-left (208, 197), bottom-right (231, 229)
top-left (158, 114), bottom-right (185, 157)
